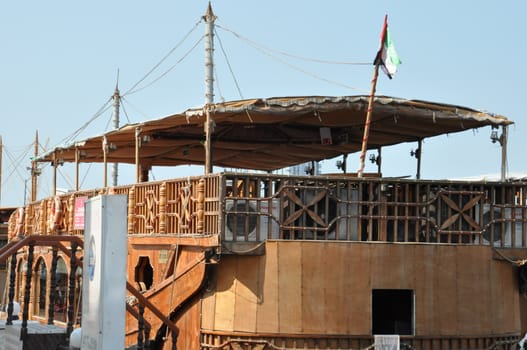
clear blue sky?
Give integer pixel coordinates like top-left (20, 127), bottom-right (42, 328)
top-left (0, 1), bottom-right (525, 207)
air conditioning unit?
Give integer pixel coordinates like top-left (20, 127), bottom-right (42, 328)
top-left (478, 204), bottom-right (523, 247)
top-left (224, 199), bottom-right (279, 241)
top-left (296, 188), bottom-right (359, 240)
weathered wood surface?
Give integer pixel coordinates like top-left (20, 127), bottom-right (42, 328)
top-left (125, 248), bottom-right (207, 347)
top-left (203, 241), bottom-right (522, 338)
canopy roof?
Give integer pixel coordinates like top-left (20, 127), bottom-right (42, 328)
top-left (36, 95), bottom-right (512, 171)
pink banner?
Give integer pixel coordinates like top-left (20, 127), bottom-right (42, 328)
top-left (73, 196), bottom-right (88, 230)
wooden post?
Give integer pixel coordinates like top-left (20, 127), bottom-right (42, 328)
top-left (21, 243), bottom-right (34, 341)
top-left (6, 252), bottom-right (17, 325)
top-left (197, 178), bottom-right (205, 233)
top-left (416, 139), bottom-right (422, 180)
top-left (66, 242), bottom-right (78, 337)
top-left (75, 147), bottom-right (80, 191)
top-left (48, 248), bottom-right (58, 324)
top-left (135, 128), bottom-right (141, 183)
top-left (377, 147), bottom-right (382, 176)
top-left (52, 152), bottom-right (57, 196)
top-left (128, 186), bottom-right (136, 234)
top-left (358, 15), bottom-right (394, 177)
top-left (501, 125), bottom-right (508, 181)
top-left (103, 135), bottom-right (108, 188)
top-left (159, 182), bottom-right (167, 234)
top-left (357, 64), bottom-right (380, 177)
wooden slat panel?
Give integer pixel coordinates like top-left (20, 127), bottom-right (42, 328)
top-left (301, 242), bottom-right (327, 333)
top-left (278, 241), bottom-right (302, 333)
top-left (175, 297), bottom-right (201, 350)
top-left (435, 245), bottom-right (458, 335)
top-left (213, 256), bottom-right (237, 332)
top-left (256, 241), bottom-right (279, 333)
top-left (324, 243), bottom-right (353, 334)
top-left (371, 244), bottom-right (411, 289)
top-left (520, 288), bottom-right (527, 334)
top-left (207, 241), bottom-right (524, 342)
top-left (414, 245), bottom-right (436, 335)
top-left (200, 275), bottom-right (217, 330)
top-left (490, 251), bottom-right (520, 334)
top-left (457, 246), bottom-right (490, 335)
top-left (348, 243), bottom-right (371, 334)
top-left (233, 256), bottom-right (259, 332)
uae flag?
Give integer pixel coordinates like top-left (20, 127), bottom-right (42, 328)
top-left (375, 15), bottom-right (401, 79)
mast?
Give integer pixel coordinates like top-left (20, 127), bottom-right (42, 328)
top-left (111, 83), bottom-right (120, 187)
top-left (30, 131), bottom-right (39, 202)
top-left (203, 2), bottom-right (216, 174)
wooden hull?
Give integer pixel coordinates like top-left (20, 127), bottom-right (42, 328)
top-left (200, 241), bottom-right (523, 349)
top-left (5, 173), bottom-right (527, 349)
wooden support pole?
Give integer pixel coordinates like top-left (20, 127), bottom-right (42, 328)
top-left (357, 64), bottom-right (380, 177)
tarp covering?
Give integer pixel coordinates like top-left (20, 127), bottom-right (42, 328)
top-left (35, 95), bottom-right (512, 171)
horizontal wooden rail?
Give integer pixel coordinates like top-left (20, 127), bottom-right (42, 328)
top-left (8, 173), bottom-right (527, 247)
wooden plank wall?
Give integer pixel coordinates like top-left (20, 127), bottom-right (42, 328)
top-left (202, 242), bottom-right (521, 337)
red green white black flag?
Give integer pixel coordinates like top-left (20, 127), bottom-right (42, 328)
top-left (375, 15), bottom-right (401, 79)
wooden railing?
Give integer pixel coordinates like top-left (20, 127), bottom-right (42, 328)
top-left (200, 331), bottom-right (520, 350)
top-left (220, 173), bottom-right (527, 247)
top-left (9, 176), bottom-right (216, 238)
top-left (8, 173), bottom-right (527, 248)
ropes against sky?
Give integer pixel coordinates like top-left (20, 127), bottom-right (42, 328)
top-left (215, 22), bottom-right (370, 93)
top-left (124, 18), bottom-right (373, 100)
top-left (216, 22), bottom-right (370, 66)
top-left (58, 15), bottom-right (373, 149)
top-left (123, 35), bottom-right (205, 97)
top-left (56, 97), bottom-right (113, 147)
top-left (123, 18), bottom-right (204, 96)
top-left (214, 27), bottom-right (244, 100)
top-left (52, 19), bottom-right (205, 150)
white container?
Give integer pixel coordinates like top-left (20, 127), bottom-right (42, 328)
top-left (81, 195), bottom-right (128, 350)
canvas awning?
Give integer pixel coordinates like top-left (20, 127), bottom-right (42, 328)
top-left (35, 95), bottom-right (512, 171)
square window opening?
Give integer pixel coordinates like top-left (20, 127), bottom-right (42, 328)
top-left (372, 289), bottom-right (414, 335)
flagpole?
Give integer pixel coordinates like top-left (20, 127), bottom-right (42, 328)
top-left (357, 63), bottom-right (380, 177)
top-left (358, 15), bottom-right (389, 178)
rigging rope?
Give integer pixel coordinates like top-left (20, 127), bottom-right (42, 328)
top-left (213, 67), bottom-right (225, 102)
top-left (79, 162), bottom-right (94, 189)
top-left (3, 144), bottom-right (33, 184)
top-left (32, 20), bottom-right (203, 163)
top-left (120, 98), bottom-right (132, 124)
top-left (216, 24), bottom-right (367, 93)
top-left (216, 22), bottom-right (370, 66)
top-left (57, 97), bottom-right (113, 147)
top-left (121, 96), bottom-right (150, 121)
top-left (214, 28), bottom-right (244, 100)
top-left (123, 18), bottom-right (203, 96)
top-left (124, 35), bottom-right (205, 96)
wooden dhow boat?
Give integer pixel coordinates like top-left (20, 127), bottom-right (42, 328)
top-left (2, 94), bottom-right (526, 350)
top-left (1, 5), bottom-right (526, 350)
